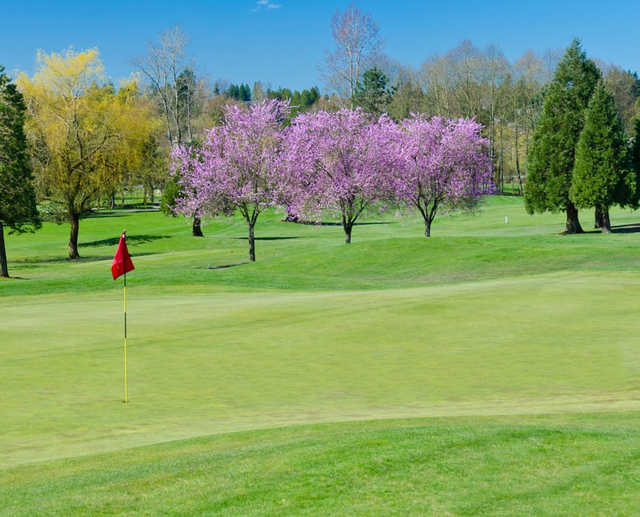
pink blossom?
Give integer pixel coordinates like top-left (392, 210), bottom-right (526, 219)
top-left (396, 115), bottom-right (493, 236)
top-left (171, 99), bottom-right (289, 261)
top-left (283, 108), bottom-right (401, 243)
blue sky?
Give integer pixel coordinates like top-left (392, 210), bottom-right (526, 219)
top-left (2, 1), bottom-right (639, 91)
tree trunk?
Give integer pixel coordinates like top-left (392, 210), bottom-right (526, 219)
top-left (564, 202), bottom-right (583, 234)
top-left (344, 224), bottom-right (352, 244)
top-left (600, 206), bottom-right (612, 233)
top-left (110, 192), bottom-right (116, 210)
top-left (68, 213), bottom-right (81, 259)
top-left (424, 218), bottom-right (432, 237)
top-left (515, 123), bottom-right (523, 196)
top-left (192, 216), bottom-right (204, 237)
top-left (595, 206), bottom-right (602, 228)
top-left (0, 222), bottom-right (9, 278)
top-left (248, 222), bottom-right (256, 262)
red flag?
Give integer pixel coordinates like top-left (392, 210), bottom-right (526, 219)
top-left (111, 232), bottom-right (135, 280)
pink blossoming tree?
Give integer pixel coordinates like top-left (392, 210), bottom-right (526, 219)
top-left (171, 99), bottom-right (289, 262)
top-left (284, 109), bottom-right (400, 243)
top-left (397, 116), bottom-right (493, 237)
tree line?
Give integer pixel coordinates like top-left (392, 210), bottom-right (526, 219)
top-left (2, 4), bottom-right (640, 276)
top-left (171, 99), bottom-right (491, 262)
top-left (525, 40), bottom-right (640, 233)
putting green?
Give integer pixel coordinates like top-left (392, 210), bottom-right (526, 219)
top-left (3, 268), bottom-right (640, 467)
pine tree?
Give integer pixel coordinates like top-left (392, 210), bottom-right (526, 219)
top-left (632, 118), bottom-right (640, 175)
top-left (0, 66), bottom-right (40, 277)
top-left (524, 40), bottom-right (601, 233)
top-left (352, 67), bottom-right (394, 116)
top-left (629, 118), bottom-right (640, 206)
top-left (570, 82), bottom-right (634, 233)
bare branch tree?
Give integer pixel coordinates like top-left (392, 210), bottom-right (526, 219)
top-left (133, 25), bottom-right (188, 146)
top-left (323, 3), bottom-right (382, 102)
top-left (134, 26), bottom-right (208, 236)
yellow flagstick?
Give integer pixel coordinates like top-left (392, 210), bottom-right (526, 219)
top-left (123, 268), bottom-right (128, 403)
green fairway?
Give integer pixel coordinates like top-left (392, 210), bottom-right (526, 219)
top-left (3, 196), bottom-right (640, 513)
top-left (3, 413), bottom-right (640, 515)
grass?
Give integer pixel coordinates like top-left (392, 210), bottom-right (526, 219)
top-left (3, 196), bottom-right (640, 514)
top-left (4, 413), bottom-right (640, 515)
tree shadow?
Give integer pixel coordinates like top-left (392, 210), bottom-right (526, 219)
top-left (612, 223), bottom-right (640, 234)
top-left (192, 262), bottom-right (248, 270)
top-left (14, 251), bottom-right (157, 264)
top-left (80, 234), bottom-right (170, 247)
top-left (318, 221), bottom-right (393, 226)
top-left (233, 236), bottom-right (300, 241)
top-left (208, 262), bottom-right (248, 270)
top-left (85, 212), bottom-right (127, 219)
top-left (581, 224), bottom-right (640, 235)
top-left (283, 219), bottom-right (394, 227)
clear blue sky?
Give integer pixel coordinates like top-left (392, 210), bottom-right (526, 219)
top-left (2, 0), bottom-right (639, 91)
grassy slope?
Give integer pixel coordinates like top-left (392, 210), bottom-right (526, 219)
top-left (3, 413), bottom-right (640, 516)
top-left (3, 197), bottom-right (640, 513)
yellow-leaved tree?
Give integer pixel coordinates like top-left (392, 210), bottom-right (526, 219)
top-left (18, 48), bottom-right (160, 258)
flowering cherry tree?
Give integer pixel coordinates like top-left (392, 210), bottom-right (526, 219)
top-left (171, 99), bottom-right (289, 261)
top-left (284, 109), bottom-right (400, 243)
top-left (397, 116), bottom-right (493, 237)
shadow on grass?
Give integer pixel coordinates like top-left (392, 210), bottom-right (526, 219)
top-left (192, 262), bottom-right (248, 270)
top-left (80, 234), bottom-right (170, 247)
top-left (612, 223), bottom-right (640, 234)
top-left (283, 219), bottom-right (394, 227)
top-left (14, 251), bottom-right (157, 265)
top-left (319, 221), bottom-right (393, 227)
top-left (85, 212), bottom-right (127, 219)
top-left (582, 223), bottom-right (640, 235)
top-left (233, 236), bottom-right (300, 241)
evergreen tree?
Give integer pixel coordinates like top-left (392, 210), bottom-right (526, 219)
top-left (240, 84), bottom-right (251, 101)
top-left (524, 40), bottom-right (601, 233)
top-left (570, 82), bottom-right (634, 232)
top-left (0, 66), bottom-right (40, 277)
top-left (629, 118), bottom-right (640, 205)
top-left (227, 84), bottom-right (239, 99)
top-left (352, 67), bottom-right (394, 116)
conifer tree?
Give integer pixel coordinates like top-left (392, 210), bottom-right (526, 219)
top-left (0, 66), bottom-right (40, 277)
top-left (632, 118), bottom-right (640, 175)
top-left (629, 118), bottom-right (640, 206)
top-left (352, 67), bottom-right (394, 117)
top-left (570, 82), bottom-right (634, 233)
top-left (524, 40), bottom-right (601, 233)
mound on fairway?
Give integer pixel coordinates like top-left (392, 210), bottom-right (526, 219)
top-left (3, 413), bottom-right (640, 516)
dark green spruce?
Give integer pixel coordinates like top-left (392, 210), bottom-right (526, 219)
top-left (631, 118), bottom-right (640, 188)
top-left (524, 39), bottom-right (601, 233)
top-left (570, 82), bottom-right (634, 233)
top-left (0, 65), bottom-right (40, 277)
top-left (352, 67), bottom-right (395, 116)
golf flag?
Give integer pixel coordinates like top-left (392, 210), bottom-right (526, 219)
top-left (111, 232), bottom-right (134, 280)
top-left (112, 231), bottom-right (134, 403)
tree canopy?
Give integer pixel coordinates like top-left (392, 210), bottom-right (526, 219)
top-left (524, 39), bottom-right (601, 233)
top-left (570, 82), bottom-right (634, 232)
top-left (0, 65), bottom-right (40, 277)
top-left (18, 49), bottom-right (160, 258)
